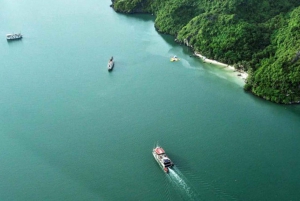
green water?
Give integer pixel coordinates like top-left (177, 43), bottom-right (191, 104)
top-left (1, 0), bottom-right (300, 200)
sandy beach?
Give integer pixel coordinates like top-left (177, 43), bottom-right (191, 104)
top-left (194, 52), bottom-right (248, 80)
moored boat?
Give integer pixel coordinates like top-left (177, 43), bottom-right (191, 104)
top-left (108, 56), bottom-right (114, 71)
top-left (6, 33), bottom-right (22, 40)
top-left (152, 146), bottom-right (174, 173)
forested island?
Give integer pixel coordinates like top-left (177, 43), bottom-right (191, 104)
top-left (111, 0), bottom-right (300, 104)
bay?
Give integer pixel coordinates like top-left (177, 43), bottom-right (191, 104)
top-left (1, 0), bottom-right (300, 200)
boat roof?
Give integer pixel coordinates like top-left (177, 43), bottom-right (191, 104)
top-left (155, 147), bottom-right (165, 154)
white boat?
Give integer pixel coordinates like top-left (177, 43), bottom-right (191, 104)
top-left (170, 55), bottom-right (179, 62)
top-left (152, 146), bottom-right (174, 173)
top-left (108, 56), bottom-right (114, 71)
top-left (6, 33), bottom-right (22, 40)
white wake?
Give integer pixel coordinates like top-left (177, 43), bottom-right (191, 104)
top-left (168, 168), bottom-right (199, 201)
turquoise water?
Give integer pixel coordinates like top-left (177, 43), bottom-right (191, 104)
top-left (1, 0), bottom-right (300, 200)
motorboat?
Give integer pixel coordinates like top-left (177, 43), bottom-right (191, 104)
top-left (6, 33), bottom-right (22, 40)
top-left (152, 146), bottom-right (174, 173)
top-left (170, 55), bottom-right (179, 62)
top-left (108, 56), bottom-right (114, 71)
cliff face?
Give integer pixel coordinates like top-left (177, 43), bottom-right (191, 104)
top-left (112, 0), bottom-right (300, 104)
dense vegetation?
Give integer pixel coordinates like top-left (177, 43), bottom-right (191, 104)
top-left (111, 0), bottom-right (300, 104)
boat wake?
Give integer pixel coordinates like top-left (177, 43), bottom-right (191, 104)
top-left (168, 167), bottom-right (200, 201)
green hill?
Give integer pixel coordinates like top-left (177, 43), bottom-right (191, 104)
top-left (111, 0), bottom-right (300, 104)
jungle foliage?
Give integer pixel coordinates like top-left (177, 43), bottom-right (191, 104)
top-left (112, 0), bottom-right (300, 104)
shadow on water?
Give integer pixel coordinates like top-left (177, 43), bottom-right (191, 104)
top-left (288, 105), bottom-right (300, 115)
top-left (6, 39), bottom-right (24, 46)
top-left (159, 33), bottom-right (178, 46)
top-left (243, 89), bottom-right (300, 116)
top-left (116, 12), bottom-right (155, 22)
top-left (168, 153), bottom-right (194, 172)
top-left (158, 31), bottom-right (195, 56)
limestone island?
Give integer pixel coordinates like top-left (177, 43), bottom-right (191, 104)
top-left (110, 0), bottom-right (300, 104)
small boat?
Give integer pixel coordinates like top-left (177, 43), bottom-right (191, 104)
top-left (6, 33), bottom-right (22, 40)
top-left (108, 56), bottom-right (114, 71)
top-left (170, 55), bottom-right (179, 62)
top-left (152, 146), bottom-right (174, 173)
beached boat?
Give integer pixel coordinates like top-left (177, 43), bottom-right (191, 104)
top-left (6, 33), bottom-right (22, 40)
top-left (108, 56), bottom-right (114, 71)
top-left (152, 146), bottom-right (174, 173)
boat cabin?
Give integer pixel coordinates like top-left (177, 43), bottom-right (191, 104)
top-left (155, 147), bottom-right (165, 155)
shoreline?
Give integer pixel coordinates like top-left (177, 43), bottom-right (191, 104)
top-left (194, 52), bottom-right (248, 81)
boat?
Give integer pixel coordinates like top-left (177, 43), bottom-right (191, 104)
top-left (108, 56), bottom-right (114, 71)
top-left (152, 146), bottom-right (174, 173)
top-left (170, 55), bottom-right (179, 62)
top-left (6, 33), bottom-right (22, 40)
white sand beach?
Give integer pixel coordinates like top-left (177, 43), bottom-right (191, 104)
top-left (194, 52), bottom-right (248, 80)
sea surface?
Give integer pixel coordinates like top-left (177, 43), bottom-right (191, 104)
top-left (1, 0), bottom-right (300, 200)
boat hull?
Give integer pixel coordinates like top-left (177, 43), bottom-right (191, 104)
top-left (7, 37), bottom-right (22, 41)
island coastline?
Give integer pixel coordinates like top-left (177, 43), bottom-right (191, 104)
top-left (111, 0), bottom-right (300, 104)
